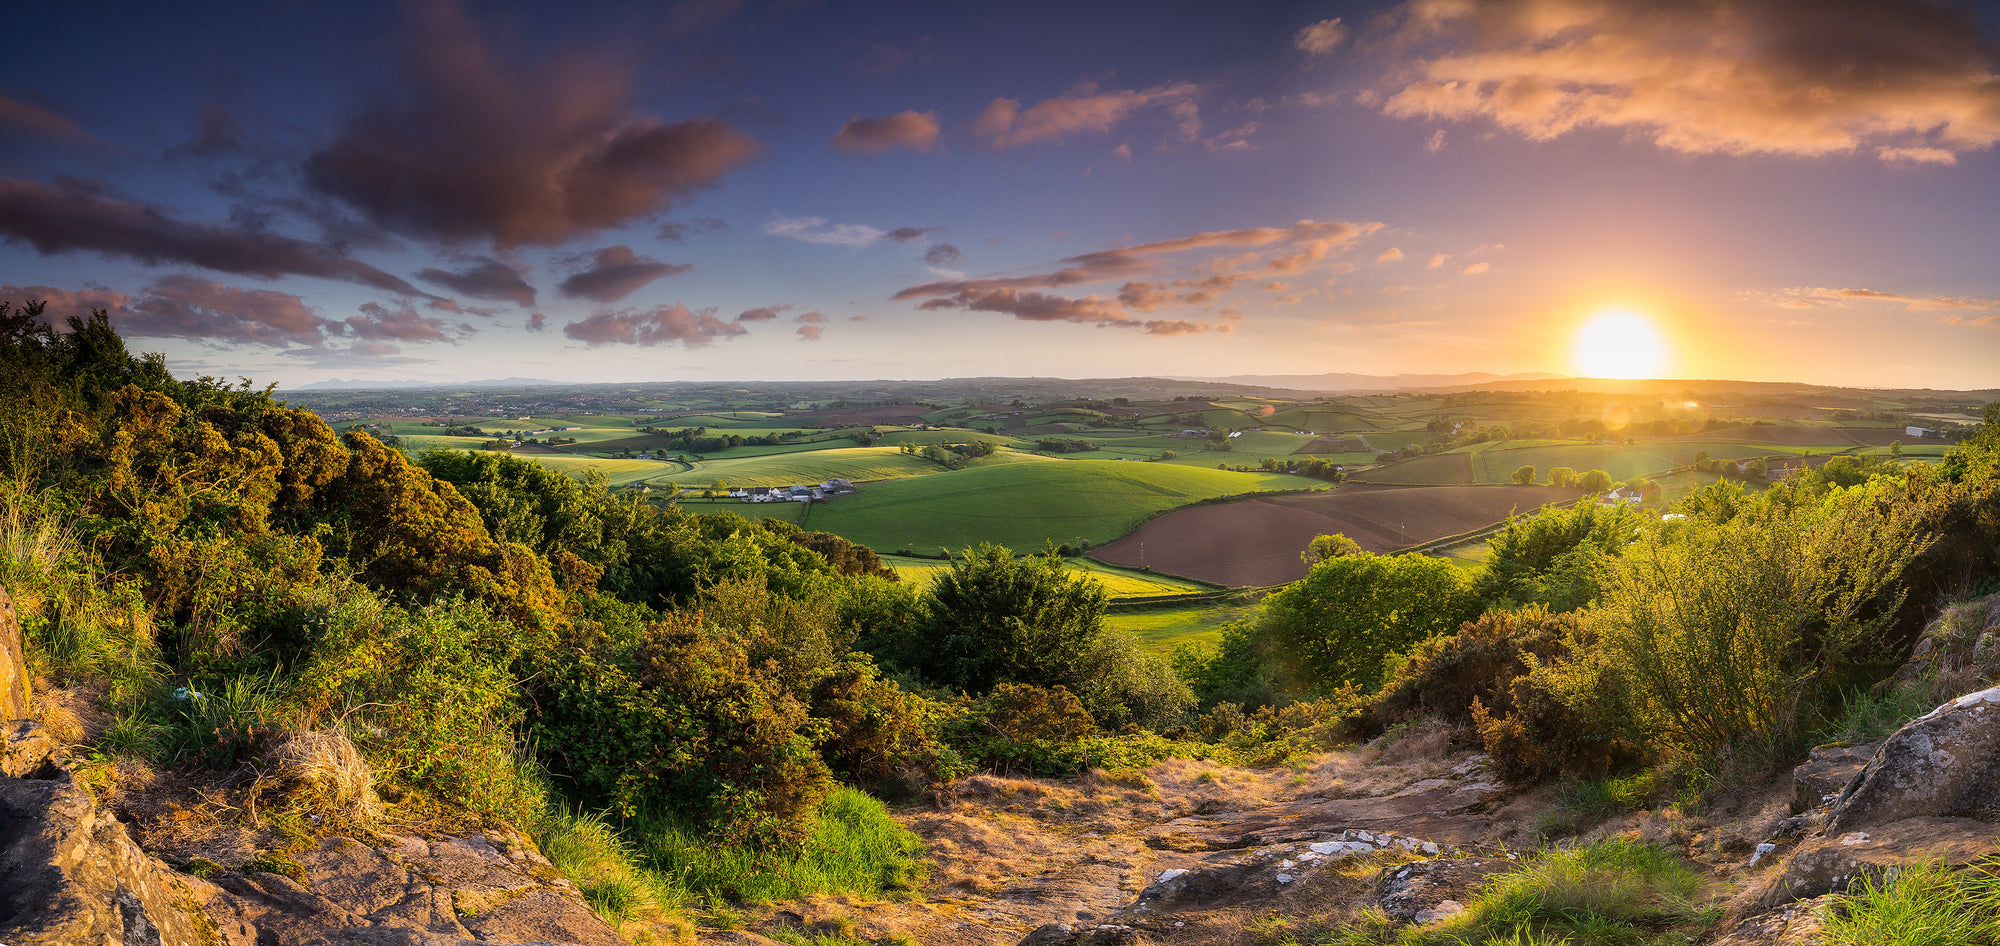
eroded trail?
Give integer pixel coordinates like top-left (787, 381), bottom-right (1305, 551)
top-left (747, 739), bottom-right (1545, 946)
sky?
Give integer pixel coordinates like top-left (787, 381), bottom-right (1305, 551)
top-left (3, 0), bottom-right (1998, 390)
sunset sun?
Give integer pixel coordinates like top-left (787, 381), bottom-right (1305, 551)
top-left (1574, 310), bottom-right (1666, 379)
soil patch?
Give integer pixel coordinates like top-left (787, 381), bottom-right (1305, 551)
top-left (1091, 484), bottom-right (1568, 587)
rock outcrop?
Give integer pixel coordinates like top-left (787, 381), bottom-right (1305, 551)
top-left (0, 766), bottom-right (214, 946)
top-left (1827, 686), bottom-right (2000, 833)
top-left (1, 585), bottom-right (26, 720)
top-left (1742, 686), bottom-right (2000, 915)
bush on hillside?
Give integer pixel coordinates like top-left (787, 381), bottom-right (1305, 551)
top-left (1367, 606), bottom-right (1576, 732)
top-left (1257, 550), bottom-right (1481, 692)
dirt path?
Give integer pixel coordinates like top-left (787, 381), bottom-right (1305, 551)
top-left (741, 740), bottom-right (1542, 946)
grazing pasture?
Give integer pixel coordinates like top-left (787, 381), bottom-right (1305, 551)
top-left (1091, 483), bottom-right (1570, 587)
top-left (880, 554), bottom-right (1211, 598)
top-left (787, 459), bottom-right (1302, 554)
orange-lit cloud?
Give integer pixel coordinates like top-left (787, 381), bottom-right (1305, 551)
top-left (1296, 18), bottom-right (1349, 58)
top-left (0, 93), bottom-right (88, 141)
top-left (832, 110), bottom-right (942, 153)
top-left (1760, 286), bottom-right (2000, 311)
top-left (1381, 0), bottom-right (2000, 163)
top-left (973, 81), bottom-right (1200, 148)
top-left (1377, 247), bottom-right (1404, 262)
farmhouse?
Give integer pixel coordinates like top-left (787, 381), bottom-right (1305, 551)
top-left (1906, 425), bottom-right (1941, 439)
top-left (1601, 487), bottom-right (1643, 507)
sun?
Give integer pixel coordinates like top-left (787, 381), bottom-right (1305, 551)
top-left (1574, 309), bottom-right (1666, 379)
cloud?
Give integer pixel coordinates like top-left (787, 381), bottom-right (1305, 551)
top-left (417, 258), bottom-right (536, 306)
top-left (735, 305), bottom-right (790, 322)
top-left (793, 309), bottom-right (828, 341)
top-left (1463, 261), bottom-right (1490, 275)
top-left (0, 177), bottom-right (430, 296)
top-left (794, 310), bottom-right (829, 323)
top-left (526, 312), bottom-right (546, 331)
top-left (1204, 122), bottom-right (1259, 151)
top-left (180, 103), bottom-right (242, 157)
top-left (1379, 0), bottom-right (2000, 163)
top-left (1878, 146), bottom-right (1958, 165)
top-left (1377, 247), bottom-right (1404, 262)
top-left (562, 303), bottom-right (748, 347)
top-left (833, 111), bottom-right (942, 154)
top-left (972, 80), bottom-right (1201, 148)
top-left (796, 324), bottom-right (825, 341)
top-left (893, 219), bottom-right (1376, 327)
top-left (343, 300), bottom-right (461, 343)
top-left (668, 0), bottom-right (745, 34)
top-left (763, 216), bottom-right (893, 248)
top-left (1113, 143), bottom-right (1134, 162)
top-left (915, 287), bottom-right (1215, 335)
top-left (557, 245), bottom-right (689, 302)
top-left (924, 243), bottom-right (963, 266)
top-left (1426, 253), bottom-right (1450, 269)
top-left (304, 0), bottom-right (759, 246)
top-left (886, 227), bottom-right (939, 244)
top-left (0, 92), bottom-right (88, 141)
top-left (120, 276), bottom-right (331, 347)
top-left (657, 216), bottom-right (726, 243)
top-left (1760, 286), bottom-right (1999, 311)
top-left (1, 284), bottom-right (130, 326)
top-left (1425, 128), bottom-right (1446, 152)
top-left (855, 37), bottom-right (934, 76)
top-left (1295, 18), bottom-right (1349, 57)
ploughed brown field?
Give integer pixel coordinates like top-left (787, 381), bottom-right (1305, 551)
top-left (1091, 483), bottom-right (1571, 588)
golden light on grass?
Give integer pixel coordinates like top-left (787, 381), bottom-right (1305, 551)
top-left (1574, 309), bottom-right (1666, 379)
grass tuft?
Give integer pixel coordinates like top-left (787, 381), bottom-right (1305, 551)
top-left (1820, 857), bottom-right (2000, 946)
top-left (636, 787), bottom-right (926, 906)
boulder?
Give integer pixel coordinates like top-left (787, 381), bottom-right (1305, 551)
top-left (1826, 687), bottom-right (2000, 833)
top-left (1888, 593), bottom-right (2000, 696)
top-left (1, 585), bottom-right (28, 720)
top-left (1789, 743), bottom-right (1875, 815)
top-left (1750, 816), bottom-right (1996, 912)
top-left (1, 718), bottom-right (55, 778)
top-left (0, 766), bottom-right (213, 946)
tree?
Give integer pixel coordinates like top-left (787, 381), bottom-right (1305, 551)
top-left (1693, 450), bottom-right (1712, 473)
top-left (1577, 469), bottom-right (1613, 494)
top-left (1301, 532), bottom-right (1363, 566)
top-left (1259, 552), bottom-right (1480, 691)
top-left (1547, 466), bottom-right (1579, 489)
top-left (1510, 465), bottom-right (1537, 485)
top-left (911, 544), bottom-right (1110, 695)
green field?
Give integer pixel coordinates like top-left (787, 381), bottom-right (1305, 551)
top-left (1104, 596), bottom-right (1264, 654)
top-left (788, 459), bottom-right (1304, 554)
top-left (880, 554), bottom-right (1211, 599)
top-left (679, 446), bottom-right (958, 486)
top-left (519, 454), bottom-right (684, 486)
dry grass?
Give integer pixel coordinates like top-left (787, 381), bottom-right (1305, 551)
top-left (269, 728), bottom-right (380, 824)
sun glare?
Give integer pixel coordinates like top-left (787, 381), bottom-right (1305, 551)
top-left (1574, 310), bottom-right (1665, 379)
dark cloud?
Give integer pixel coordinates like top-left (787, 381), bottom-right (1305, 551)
top-left (417, 258), bottom-right (536, 306)
top-left (736, 305), bottom-right (789, 322)
top-left (304, 0), bottom-right (760, 246)
top-left (562, 303), bottom-right (748, 348)
top-left (916, 287), bottom-right (1213, 335)
top-left (342, 300), bottom-right (461, 343)
top-left (1117, 280), bottom-right (1172, 311)
top-left (557, 245), bottom-right (689, 302)
top-left (1379, 0), bottom-right (2000, 163)
top-left (923, 243), bottom-right (962, 266)
top-left (184, 104), bottom-right (242, 157)
top-left (832, 111), bottom-right (942, 154)
top-left (0, 92), bottom-right (88, 141)
top-left (668, 0), bottom-right (745, 34)
top-left (526, 312), bottom-right (547, 332)
top-left (656, 216), bottom-right (727, 243)
top-left (885, 226), bottom-right (940, 243)
top-left (0, 177), bottom-right (430, 296)
top-left (894, 219), bottom-right (1372, 301)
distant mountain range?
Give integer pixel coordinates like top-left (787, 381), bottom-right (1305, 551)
top-left (1174, 371), bottom-right (1570, 392)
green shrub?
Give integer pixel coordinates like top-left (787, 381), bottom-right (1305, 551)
top-left (1369, 607), bottom-right (1575, 731)
top-left (633, 787), bottom-right (925, 905)
top-left (535, 608), bottom-right (833, 845)
top-left (1258, 551), bottom-right (1480, 692)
